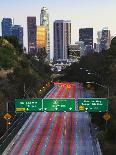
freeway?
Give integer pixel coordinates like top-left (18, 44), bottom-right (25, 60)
top-left (3, 82), bottom-right (98, 155)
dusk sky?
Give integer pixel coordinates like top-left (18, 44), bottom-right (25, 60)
top-left (0, 0), bottom-right (116, 58)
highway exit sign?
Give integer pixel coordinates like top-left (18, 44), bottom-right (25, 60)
top-left (15, 98), bottom-right (42, 112)
top-left (15, 98), bottom-right (75, 112)
top-left (78, 98), bottom-right (108, 112)
top-left (43, 98), bottom-right (75, 112)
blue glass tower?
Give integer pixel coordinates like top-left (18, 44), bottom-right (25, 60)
top-left (1, 18), bottom-right (12, 37)
top-left (12, 25), bottom-right (23, 47)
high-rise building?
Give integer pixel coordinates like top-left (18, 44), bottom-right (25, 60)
top-left (100, 27), bottom-right (111, 51)
top-left (96, 31), bottom-right (102, 52)
top-left (36, 26), bottom-right (46, 49)
top-left (12, 25), bottom-right (23, 47)
top-left (79, 28), bottom-right (93, 50)
top-left (97, 31), bottom-right (102, 43)
top-left (85, 45), bottom-right (93, 55)
top-left (68, 44), bottom-right (80, 62)
top-left (27, 17), bottom-right (36, 54)
top-left (40, 7), bottom-right (50, 60)
top-left (1, 18), bottom-right (12, 37)
top-left (54, 20), bottom-right (71, 60)
top-left (75, 41), bottom-right (85, 57)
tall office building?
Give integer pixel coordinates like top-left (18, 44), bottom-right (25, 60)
top-left (97, 31), bottom-right (102, 43)
top-left (96, 31), bottom-right (102, 52)
top-left (68, 44), bottom-right (80, 62)
top-left (79, 28), bottom-right (93, 50)
top-left (54, 20), bottom-right (71, 60)
top-left (75, 41), bottom-right (85, 57)
top-left (40, 7), bottom-right (50, 60)
top-left (1, 18), bottom-right (12, 37)
top-left (100, 27), bottom-right (111, 51)
top-left (12, 25), bottom-right (23, 47)
top-left (36, 26), bottom-right (46, 49)
top-left (27, 17), bottom-right (36, 54)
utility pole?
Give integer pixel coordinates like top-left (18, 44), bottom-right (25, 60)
top-left (6, 102), bottom-right (8, 131)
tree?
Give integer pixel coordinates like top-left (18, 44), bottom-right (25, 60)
top-left (36, 47), bottom-right (47, 63)
top-left (4, 36), bottom-right (23, 54)
top-left (0, 47), bottom-right (16, 70)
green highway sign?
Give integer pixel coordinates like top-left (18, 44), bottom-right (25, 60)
top-left (78, 98), bottom-right (108, 112)
top-left (15, 98), bottom-right (42, 112)
top-left (43, 98), bottom-right (75, 112)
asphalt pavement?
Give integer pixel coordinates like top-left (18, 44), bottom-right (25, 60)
top-left (3, 82), bottom-right (98, 155)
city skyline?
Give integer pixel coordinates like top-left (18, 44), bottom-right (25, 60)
top-left (0, 0), bottom-right (116, 58)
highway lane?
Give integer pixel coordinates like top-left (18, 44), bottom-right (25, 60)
top-left (34, 84), bottom-right (72, 155)
top-left (75, 83), bottom-right (95, 155)
top-left (2, 87), bottom-right (57, 155)
top-left (3, 82), bottom-right (97, 155)
top-left (48, 84), bottom-right (75, 155)
top-left (18, 85), bottom-right (64, 155)
top-left (9, 85), bottom-right (58, 154)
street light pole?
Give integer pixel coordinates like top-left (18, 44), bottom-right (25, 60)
top-left (6, 102), bottom-right (8, 131)
top-left (108, 86), bottom-right (110, 98)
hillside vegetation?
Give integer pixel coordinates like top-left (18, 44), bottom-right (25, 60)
top-left (0, 36), bottom-right (51, 136)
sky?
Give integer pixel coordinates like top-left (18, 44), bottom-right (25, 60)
top-left (0, 0), bottom-right (116, 58)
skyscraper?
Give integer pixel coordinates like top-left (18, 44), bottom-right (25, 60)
top-left (54, 20), bottom-right (71, 60)
top-left (40, 7), bottom-right (50, 60)
top-left (27, 17), bottom-right (36, 54)
top-left (36, 26), bottom-right (46, 49)
top-left (100, 27), bottom-right (111, 51)
top-left (96, 31), bottom-right (102, 52)
top-left (79, 28), bottom-right (93, 50)
top-left (68, 44), bottom-right (80, 62)
top-left (12, 25), bottom-right (23, 48)
top-left (75, 41), bottom-right (85, 57)
top-left (1, 18), bottom-right (12, 37)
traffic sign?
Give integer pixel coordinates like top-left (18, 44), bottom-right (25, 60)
top-left (15, 98), bottom-right (42, 112)
top-left (103, 112), bottom-right (111, 121)
top-left (43, 98), bottom-right (75, 112)
top-left (79, 105), bottom-right (85, 111)
top-left (4, 113), bottom-right (12, 120)
top-left (78, 98), bottom-right (108, 112)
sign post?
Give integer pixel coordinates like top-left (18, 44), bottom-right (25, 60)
top-left (78, 98), bottom-right (108, 112)
top-left (43, 98), bottom-right (75, 112)
top-left (15, 98), bottom-right (75, 112)
top-left (4, 113), bottom-right (12, 130)
top-left (15, 98), bottom-right (43, 112)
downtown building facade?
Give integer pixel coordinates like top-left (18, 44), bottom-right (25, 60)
top-left (27, 17), bottom-right (36, 54)
top-left (96, 28), bottom-right (111, 52)
top-left (1, 18), bottom-right (12, 37)
top-left (12, 25), bottom-right (23, 48)
top-left (75, 41), bottom-right (85, 57)
top-left (100, 28), bottom-right (111, 51)
top-left (96, 31), bottom-right (102, 52)
top-left (54, 20), bottom-right (71, 60)
top-left (40, 7), bottom-right (50, 60)
top-left (79, 28), bottom-right (93, 54)
top-left (68, 44), bottom-right (80, 62)
top-left (36, 26), bottom-right (46, 49)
